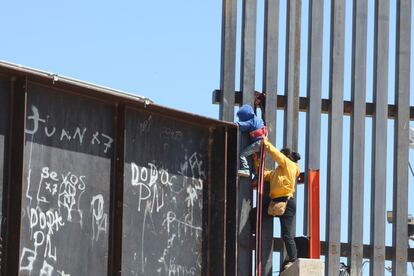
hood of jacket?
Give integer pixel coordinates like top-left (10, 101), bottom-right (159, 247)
top-left (237, 104), bottom-right (255, 121)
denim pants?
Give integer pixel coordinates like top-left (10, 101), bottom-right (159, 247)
top-left (278, 197), bottom-right (297, 261)
top-left (250, 197), bottom-right (297, 262)
top-left (239, 140), bottom-right (261, 170)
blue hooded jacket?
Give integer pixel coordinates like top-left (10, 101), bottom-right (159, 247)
top-left (236, 104), bottom-right (265, 142)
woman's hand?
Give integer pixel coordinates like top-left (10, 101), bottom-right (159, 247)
top-left (261, 136), bottom-right (269, 145)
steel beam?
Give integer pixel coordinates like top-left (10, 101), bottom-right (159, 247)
top-left (212, 89), bottom-right (414, 120)
top-left (392, 0), bottom-right (411, 275)
top-left (261, 0), bottom-right (279, 275)
top-left (283, 0), bottom-right (301, 151)
top-left (304, 0), bottom-right (323, 236)
top-left (281, 0), bottom-right (301, 268)
top-left (270, 238), bottom-right (414, 262)
top-left (348, 0), bottom-right (368, 275)
top-left (326, 1), bottom-right (345, 275)
top-left (263, 0), bottom-right (279, 131)
top-left (219, 0), bottom-right (238, 121)
top-left (305, 0), bottom-right (323, 174)
top-left (237, 1), bottom-right (257, 273)
top-left (370, 1), bottom-right (389, 275)
top-left (241, 0), bottom-right (257, 106)
top-left (5, 77), bottom-right (26, 276)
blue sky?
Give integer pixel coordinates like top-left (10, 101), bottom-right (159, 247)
top-left (0, 1), bottom-right (222, 117)
top-left (1, 0), bottom-right (413, 275)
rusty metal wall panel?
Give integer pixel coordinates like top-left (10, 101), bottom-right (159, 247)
top-left (122, 108), bottom-right (210, 275)
top-left (0, 76), bottom-right (10, 273)
top-left (370, 1), bottom-right (389, 275)
top-left (326, 0), bottom-right (345, 275)
top-left (109, 103), bottom-right (125, 276)
top-left (392, 0), bottom-right (411, 275)
top-left (19, 83), bottom-right (114, 276)
top-left (0, 62), bottom-right (238, 275)
top-left (0, 77), bottom-right (9, 217)
top-left (225, 126), bottom-right (238, 276)
top-left (208, 126), bottom-right (228, 276)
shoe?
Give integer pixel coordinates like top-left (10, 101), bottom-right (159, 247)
top-left (282, 259), bottom-right (296, 271)
top-left (237, 169), bottom-right (250, 177)
top-left (283, 261), bottom-right (294, 270)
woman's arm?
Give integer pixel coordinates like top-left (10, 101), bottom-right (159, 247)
top-left (252, 152), bottom-right (272, 181)
top-left (262, 169), bottom-right (272, 181)
top-left (262, 138), bottom-right (289, 168)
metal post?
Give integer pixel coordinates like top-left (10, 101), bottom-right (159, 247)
top-left (262, 0), bottom-right (279, 275)
top-left (308, 169), bottom-right (320, 258)
top-left (241, 0), bottom-right (257, 106)
top-left (370, 1), bottom-right (389, 275)
top-left (283, 0), bottom-right (301, 151)
top-left (220, 0), bottom-right (238, 121)
top-left (304, 0), bottom-right (323, 234)
top-left (237, 1), bottom-right (257, 274)
top-left (109, 103), bottom-right (125, 276)
top-left (348, 0), bottom-right (368, 275)
top-left (263, 0), bottom-right (279, 134)
top-left (226, 126), bottom-right (238, 276)
top-left (326, 0), bottom-right (345, 275)
top-left (5, 77), bottom-right (26, 276)
top-left (282, 0), bottom-right (301, 269)
top-left (0, 76), bottom-right (11, 276)
top-left (392, 0), bottom-right (411, 275)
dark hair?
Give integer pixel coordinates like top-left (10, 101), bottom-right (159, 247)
top-left (280, 148), bottom-right (291, 157)
top-left (281, 148), bottom-right (301, 162)
top-left (290, 152), bottom-right (301, 162)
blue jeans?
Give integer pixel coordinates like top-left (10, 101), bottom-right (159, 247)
top-left (250, 197), bottom-right (297, 262)
top-left (278, 197), bottom-right (297, 261)
top-left (239, 140), bottom-right (261, 171)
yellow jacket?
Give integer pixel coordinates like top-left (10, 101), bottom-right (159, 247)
top-left (261, 139), bottom-right (300, 199)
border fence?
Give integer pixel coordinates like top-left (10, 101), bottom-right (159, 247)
top-left (214, 0), bottom-right (413, 275)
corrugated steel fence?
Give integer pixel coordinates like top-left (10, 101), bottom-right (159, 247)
top-left (0, 61), bottom-right (238, 275)
top-left (215, 0), bottom-right (413, 275)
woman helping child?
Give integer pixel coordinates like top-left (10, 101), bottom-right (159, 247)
top-left (251, 137), bottom-right (301, 272)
